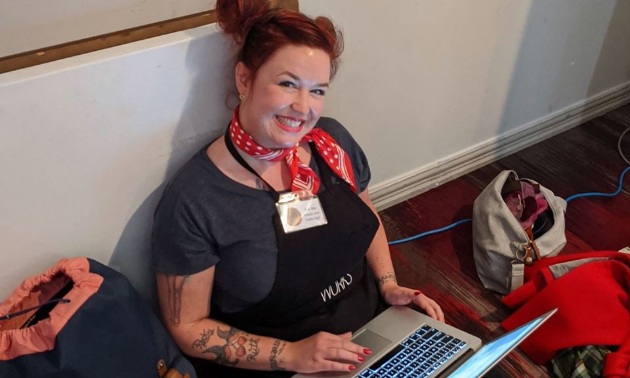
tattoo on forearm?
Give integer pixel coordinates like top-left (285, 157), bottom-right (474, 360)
top-left (165, 275), bottom-right (190, 326)
top-left (200, 326), bottom-right (258, 367)
top-left (192, 329), bottom-right (215, 350)
top-left (269, 339), bottom-right (287, 371)
top-left (377, 272), bottom-right (397, 287)
top-left (247, 338), bottom-right (260, 362)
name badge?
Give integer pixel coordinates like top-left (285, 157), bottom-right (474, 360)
top-left (276, 191), bottom-right (327, 233)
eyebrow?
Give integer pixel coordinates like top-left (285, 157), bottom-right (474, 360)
top-left (279, 71), bottom-right (329, 88)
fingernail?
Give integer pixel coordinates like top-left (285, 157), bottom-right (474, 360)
top-left (358, 356), bottom-right (365, 362)
top-left (364, 349), bottom-right (372, 354)
top-left (349, 365), bottom-right (356, 371)
top-left (414, 291), bottom-right (421, 296)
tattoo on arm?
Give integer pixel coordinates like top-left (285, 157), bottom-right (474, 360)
top-left (269, 339), bottom-right (287, 371)
top-left (247, 338), bottom-right (260, 362)
top-left (199, 326), bottom-right (260, 367)
top-left (192, 329), bottom-right (215, 350)
top-left (165, 275), bottom-right (190, 326)
top-left (377, 272), bottom-right (397, 288)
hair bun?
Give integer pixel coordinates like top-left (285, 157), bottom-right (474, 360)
top-left (216, 0), bottom-right (271, 44)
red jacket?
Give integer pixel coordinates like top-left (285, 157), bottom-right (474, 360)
top-left (501, 251), bottom-right (630, 378)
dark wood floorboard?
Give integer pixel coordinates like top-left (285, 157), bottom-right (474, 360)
top-left (379, 103), bottom-right (630, 377)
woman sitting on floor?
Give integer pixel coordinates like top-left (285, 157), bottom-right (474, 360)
top-left (152, 1), bottom-right (444, 376)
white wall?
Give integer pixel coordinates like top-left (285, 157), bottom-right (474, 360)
top-left (1, 0), bottom-right (630, 301)
top-left (0, 25), bottom-right (234, 301)
top-left (0, 0), bottom-right (215, 57)
top-left (300, 0), bottom-right (630, 188)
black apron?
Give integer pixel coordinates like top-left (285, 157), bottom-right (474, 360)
top-left (192, 132), bottom-right (387, 378)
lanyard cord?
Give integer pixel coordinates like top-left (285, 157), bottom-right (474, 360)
top-left (224, 129), bottom-right (280, 201)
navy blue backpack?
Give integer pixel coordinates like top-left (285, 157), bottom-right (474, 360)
top-left (0, 257), bottom-right (196, 378)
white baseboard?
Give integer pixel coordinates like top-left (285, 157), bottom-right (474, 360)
top-left (370, 81), bottom-right (630, 211)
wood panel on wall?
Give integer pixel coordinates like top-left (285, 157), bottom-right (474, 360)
top-left (0, 0), bottom-right (298, 74)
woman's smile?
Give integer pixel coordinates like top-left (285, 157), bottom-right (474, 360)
top-left (274, 115), bottom-right (305, 134)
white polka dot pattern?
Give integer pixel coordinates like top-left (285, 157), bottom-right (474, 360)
top-left (228, 107), bottom-right (357, 194)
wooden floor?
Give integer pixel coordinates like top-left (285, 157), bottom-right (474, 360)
top-left (379, 103), bottom-right (630, 377)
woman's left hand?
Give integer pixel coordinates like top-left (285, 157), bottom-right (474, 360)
top-left (381, 285), bottom-right (445, 322)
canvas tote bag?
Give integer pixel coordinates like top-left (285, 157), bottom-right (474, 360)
top-left (472, 170), bottom-right (567, 294)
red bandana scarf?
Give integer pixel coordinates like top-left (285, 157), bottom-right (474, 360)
top-left (229, 107), bottom-right (357, 194)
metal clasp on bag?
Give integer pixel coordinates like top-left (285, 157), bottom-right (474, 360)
top-left (515, 226), bottom-right (542, 266)
top-left (517, 243), bottom-right (540, 265)
top-left (523, 245), bottom-right (535, 265)
top-left (524, 226), bottom-right (542, 265)
top-left (515, 245), bottom-right (527, 262)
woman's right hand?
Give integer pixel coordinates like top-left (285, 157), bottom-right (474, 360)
top-left (284, 331), bottom-right (371, 373)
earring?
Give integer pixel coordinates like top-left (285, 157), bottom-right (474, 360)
top-left (239, 93), bottom-right (245, 101)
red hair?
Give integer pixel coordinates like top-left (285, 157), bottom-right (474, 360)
top-left (216, 0), bottom-right (344, 81)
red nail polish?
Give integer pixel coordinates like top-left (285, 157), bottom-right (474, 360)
top-left (414, 291), bottom-right (421, 296)
top-left (358, 356), bottom-right (365, 362)
top-left (349, 365), bottom-right (356, 371)
top-left (364, 349), bottom-right (372, 354)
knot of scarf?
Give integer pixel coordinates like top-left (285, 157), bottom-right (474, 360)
top-left (229, 107), bottom-right (357, 194)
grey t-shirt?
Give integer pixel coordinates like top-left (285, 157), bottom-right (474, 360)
top-left (152, 117), bottom-right (371, 313)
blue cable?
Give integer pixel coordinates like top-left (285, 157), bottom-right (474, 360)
top-left (388, 218), bottom-right (472, 246)
top-left (565, 165), bottom-right (630, 203)
top-left (388, 165), bottom-right (630, 246)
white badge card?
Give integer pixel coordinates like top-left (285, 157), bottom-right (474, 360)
top-left (276, 192), bottom-right (328, 233)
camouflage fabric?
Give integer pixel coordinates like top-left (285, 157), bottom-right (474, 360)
top-left (551, 345), bottom-right (612, 378)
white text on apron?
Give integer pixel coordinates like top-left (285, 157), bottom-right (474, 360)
top-left (320, 273), bottom-right (353, 302)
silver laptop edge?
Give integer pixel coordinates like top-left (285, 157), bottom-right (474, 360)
top-left (447, 307), bottom-right (557, 378)
top-left (293, 306), bottom-right (557, 378)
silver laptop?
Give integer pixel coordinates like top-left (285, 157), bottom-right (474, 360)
top-left (293, 306), bottom-right (556, 378)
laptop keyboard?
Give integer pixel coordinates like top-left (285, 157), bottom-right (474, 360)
top-left (358, 325), bottom-right (467, 378)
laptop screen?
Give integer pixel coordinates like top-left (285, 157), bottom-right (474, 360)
top-left (447, 313), bottom-right (548, 378)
